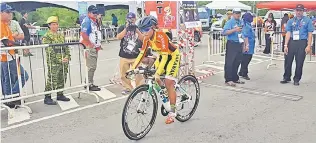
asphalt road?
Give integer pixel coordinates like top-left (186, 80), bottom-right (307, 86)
top-left (1, 35), bottom-right (316, 143)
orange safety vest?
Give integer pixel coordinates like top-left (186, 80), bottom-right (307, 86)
top-left (0, 21), bottom-right (15, 62)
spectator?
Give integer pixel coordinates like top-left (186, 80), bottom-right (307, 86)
top-left (281, 4), bottom-right (314, 86)
top-left (281, 13), bottom-right (289, 52)
top-left (42, 16), bottom-right (71, 105)
top-left (9, 12), bottom-right (24, 41)
top-left (263, 13), bottom-right (277, 54)
top-left (116, 12), bottom-right (145, 95)
top-left (239, 12), bottom-right (255, 80)
top-left (222, 8), bottom-right (244, 87)
top-left (1, 3), bottom-right (29, 107)
top-left (80, 5), bottom-right (101, 91)
top-left (253, 14), bottom-right (263, 45)
top-left (112, 14), bottom-right (118, 27)
top-left (19, 11), bottom-right (34, 56)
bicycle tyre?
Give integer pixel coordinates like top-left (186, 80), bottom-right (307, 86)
top-left (175, 75), bottom-right (200, 122)
top-left (121, 84), bottom-right (158, 140)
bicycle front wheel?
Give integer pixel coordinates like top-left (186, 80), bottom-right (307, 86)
top-left (121, 84), bottom-right (158, 140)
top-left (175, 75), bottom-right (200, 122)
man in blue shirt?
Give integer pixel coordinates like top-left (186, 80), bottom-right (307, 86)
top-left (112, 14), bottom-right (118, 27)
top-left (223, 8), bottom-right (245, 86)
top-left (281, 4), bottom-right (314, 86)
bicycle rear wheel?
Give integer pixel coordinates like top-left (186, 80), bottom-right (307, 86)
top-left (175, 75), bottom-right (200, 122)
top-left (121, 84), bottom-right (158, 140)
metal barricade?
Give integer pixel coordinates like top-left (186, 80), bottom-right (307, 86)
top-left (0, 42), bottom-right (100, 124)
top-left (204, 31), bottom-right (226, 64)
top-left (102, 27), bottom-right (119, 43)
top-left (63, 28), bottom-right (80, 43)
top-left (306, 33), bottom-right (316, 64)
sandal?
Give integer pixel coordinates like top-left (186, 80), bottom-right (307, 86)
top-left (225, 81), bottom-right (236, 87)
top-left (234, 80), bottom-right (245, 84)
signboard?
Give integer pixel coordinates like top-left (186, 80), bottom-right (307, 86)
top-left (78, 1), bottom-right (88, 23)
top-left (182, 1), bottom-right (201, 28)
top-left (144, 1), bottom-right (177, 29)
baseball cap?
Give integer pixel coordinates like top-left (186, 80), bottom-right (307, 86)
top-left (126, 12), bottom-right (136, 19)
top-left (232, 8), bottom-right (241, 14)
top-left (88, 5), bottom-right (98, 14)
top-left (46, 16), bottom-right (58, 24)
top-left (226, 11), bottom-right (232, 15)
top-left (0, 3), bottom-right (14, 12)
top-left (295, 4), bottom-right (305, 11)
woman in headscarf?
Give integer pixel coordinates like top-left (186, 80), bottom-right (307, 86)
top-left (263, 13), bottom-right (277, 54)
top-left (238, 12), bottom-right (255, 80)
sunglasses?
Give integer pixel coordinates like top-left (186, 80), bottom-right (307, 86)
top-left (91, 10), bottom-right (98, 14)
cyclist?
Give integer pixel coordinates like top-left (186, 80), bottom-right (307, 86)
top-left (128, 16), bottom-right (180, 124)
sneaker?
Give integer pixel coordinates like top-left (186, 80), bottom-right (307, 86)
top-left (57, 95), bottom-right (70, 101)
top-left (44, 95), bottom-right (57, 105)
top-left (121, 90), bottom-right (131, 95)
top-left (89, 84), bottom-right (101, 91)
top-left (165, 112), bottom-right (177, 124)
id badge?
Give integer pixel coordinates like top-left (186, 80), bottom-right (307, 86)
top-left (238, 34), bottom-right (244, 43)
top-left (293, 31), bottom-right (299, 40)
top-left (126, 41), bottom-right (136, 51)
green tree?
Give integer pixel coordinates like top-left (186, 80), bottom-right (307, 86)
top-left (196, 1), bottom-right (210, 7)
top-left (103, 9), bottom-right (128, 26)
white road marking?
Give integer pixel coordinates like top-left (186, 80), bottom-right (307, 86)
top-left (202, 64), bottom-right (224, 70)
top-left (200, 83), bottom-right (302, 101)
top-left (92, 88), bottom-right (117, 100)
top-left (251, 58), bottom-right (263, 62)
top-left (195, 69), bottom-right (211, 74)
top-left (1, 96), bottom-right (128, 132)
top-left (1, 84), bottom-right (114, 111)
top-left (57, 96), bottom-right (80, 111)
top-left (8, 108), bottom-right (30, 125)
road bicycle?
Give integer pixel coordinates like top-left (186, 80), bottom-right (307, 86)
top-left (121, 66), bottom-right (200, 140)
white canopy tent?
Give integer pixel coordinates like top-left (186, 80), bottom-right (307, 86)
top-left (205, 1), bottom-right (251, 11)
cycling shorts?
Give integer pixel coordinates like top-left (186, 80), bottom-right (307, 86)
top-left (154, 49), bottom-right (180, 81)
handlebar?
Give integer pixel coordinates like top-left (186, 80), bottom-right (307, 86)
top-left (125, 67), bottom-right (157, 79)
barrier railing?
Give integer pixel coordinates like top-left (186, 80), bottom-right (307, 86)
top-left (306, 33), bottom-right (316, 63)
top-left (102, 27), bottom-right (119, 43)
top-left (1, 42), bottom-right (100, 123)
top-left (204, 31), bottom-right (226, 65)
top-left (204, 30), bottom-right (316, 71)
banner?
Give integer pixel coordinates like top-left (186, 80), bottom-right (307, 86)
top-left (182, 1), bottom-right (201, 28)
top-left (78, 1), bottom-right (88, 23)
top-left (144, 1), bottom-right (177, 29)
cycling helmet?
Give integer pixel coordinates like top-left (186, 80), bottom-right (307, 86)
top-left (137, 16), bottom-right (158, 32)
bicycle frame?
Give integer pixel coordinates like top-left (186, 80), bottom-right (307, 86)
top-left (136, 77), bottom-right (193, 113)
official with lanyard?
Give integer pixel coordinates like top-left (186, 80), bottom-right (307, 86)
top-left (223, 8), bottom-right (245, 87)
top-left (281, 4), bottom-right (314, 86)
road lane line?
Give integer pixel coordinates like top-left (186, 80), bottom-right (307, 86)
top-left (1, 84), bottom-right (114, 111)
top-left (1, 96), bottom-right (128, 132)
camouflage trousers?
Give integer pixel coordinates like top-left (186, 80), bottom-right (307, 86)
top-left (45, 62), bottom-right (68, 95)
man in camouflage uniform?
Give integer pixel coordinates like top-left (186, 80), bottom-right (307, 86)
top-left (42, 16), bottom-right (70, 105)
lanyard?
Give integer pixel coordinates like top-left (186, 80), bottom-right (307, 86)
top-left (293, 17), bottom-right (304, 31)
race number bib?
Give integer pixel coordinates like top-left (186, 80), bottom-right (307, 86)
top-left (238, 34), bottom-right (244, 43)
top-left (293, 31), bottom-right (299, 40)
